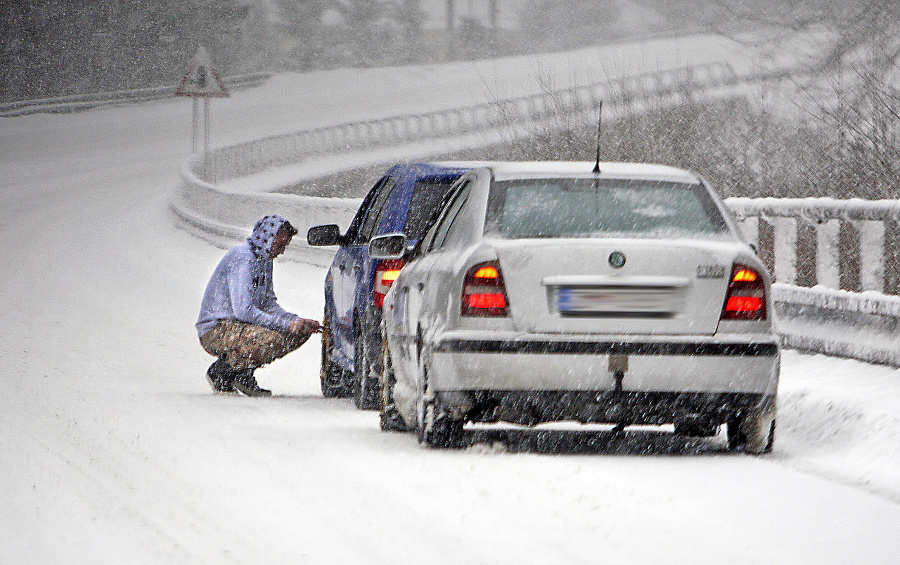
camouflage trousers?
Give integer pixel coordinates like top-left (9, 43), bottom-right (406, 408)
top-left (199, 320), bottom-right (309, 370)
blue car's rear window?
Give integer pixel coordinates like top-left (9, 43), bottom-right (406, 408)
top-left (404, 181), bottom-right (457, 240)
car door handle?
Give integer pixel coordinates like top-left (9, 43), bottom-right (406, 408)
top-left (417, 282), bottom-right (425, 291)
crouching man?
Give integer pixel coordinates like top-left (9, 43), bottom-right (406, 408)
top-left (197, 215), bottom-right (321, 396)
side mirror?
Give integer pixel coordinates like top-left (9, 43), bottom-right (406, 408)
top-left (307, 224), bottom-right (342, 246)
top-left (369, 233), bottom-right (407, 260)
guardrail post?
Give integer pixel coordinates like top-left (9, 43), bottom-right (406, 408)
top-left (773, 217), bottom-right (797, 284)
top-left (860, 220), bottom-right (885, 292)
top-left (816, 219), bottom-right (841, 288)
top-left (738, 216), bottom-right (759, 247)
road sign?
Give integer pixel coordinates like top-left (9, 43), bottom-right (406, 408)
top-left (175, 46), bottom-right (229, 98)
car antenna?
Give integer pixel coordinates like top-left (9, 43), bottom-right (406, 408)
top-left (592, 101), bottom-right (603, 174)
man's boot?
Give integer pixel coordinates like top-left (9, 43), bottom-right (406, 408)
top-left (233, 368), bottom-right (272, 397)
top-left (206, 358), bottom-right (237, 394)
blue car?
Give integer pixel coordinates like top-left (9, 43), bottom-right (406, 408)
top-left (307, 163), bottom-right (471, 408)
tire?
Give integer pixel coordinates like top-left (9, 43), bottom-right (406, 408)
top-left (320, 316), bottom-right (350, 398)
top-left (415, 357), bottom-right (463, 448)
top-left (352, 320), bottom-right (381, 410)
top-left (727, 405), bottom-right (776, 454)
top-left (379, 333), bottom-right (409, 432)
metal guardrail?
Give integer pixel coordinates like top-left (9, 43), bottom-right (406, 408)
top-left (170, 154), bottom-right (360, 268)
top-left (728, 197), bottom-right (900, 366)
top-left (727, 197), bottom-right (900, 293)
top-left (197, 62), bottom-right (747, 184)
top-left (0, 72), bottom-right (271, 117)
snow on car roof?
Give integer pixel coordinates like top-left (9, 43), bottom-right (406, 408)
top-left (485, 161), bottom-right (700, 183)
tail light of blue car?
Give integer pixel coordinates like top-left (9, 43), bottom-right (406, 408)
top-left (374, 259), bottom-right (405, 309)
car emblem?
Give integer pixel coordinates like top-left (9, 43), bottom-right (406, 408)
top-left (608, 251), bottom-right (626, 269)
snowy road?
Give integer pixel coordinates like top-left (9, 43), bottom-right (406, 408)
top-left (2, 35), bottom-right (900, 564)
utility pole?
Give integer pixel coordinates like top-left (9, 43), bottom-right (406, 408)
top-left (446, 0), bottom-right (455, 60)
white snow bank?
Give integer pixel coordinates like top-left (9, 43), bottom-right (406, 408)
top-left (778, 350), bottom-right (900, 503)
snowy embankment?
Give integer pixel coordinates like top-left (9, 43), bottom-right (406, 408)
top-left (1, 32), bottom-right (899, 564)
top-left (776, 351), bottom-right (900, 504)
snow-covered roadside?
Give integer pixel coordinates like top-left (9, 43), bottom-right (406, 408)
top-left (777, 350), bottom-right (900, 503)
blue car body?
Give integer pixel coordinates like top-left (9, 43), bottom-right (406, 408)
top-left (318, 163), bottom-right (471, 406)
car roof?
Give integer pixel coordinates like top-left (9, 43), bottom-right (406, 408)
top-left (388, 161), bottom-right (493, 180)
top-left (482, 161), bottom-right (701, 184)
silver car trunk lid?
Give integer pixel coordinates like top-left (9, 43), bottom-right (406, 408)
top-left (493, 238), bottom-right (740, 335)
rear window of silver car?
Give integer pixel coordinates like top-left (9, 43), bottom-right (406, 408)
top-left (485, 178), bottom-right (728, 238)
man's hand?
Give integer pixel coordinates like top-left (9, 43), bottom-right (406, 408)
top-left (289, 318), bottom-right (322, 336)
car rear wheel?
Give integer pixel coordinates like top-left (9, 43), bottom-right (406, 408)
top-left (727, 405), bottom-right (776, 454)
top-left (379, 333), bottom-right (408, 432)
top-left (352, 321), bottom-right (381, 410)
top-left (416, 358), bottom-right (463, 448)
top-left (320, 316), bottom-right (350, 398)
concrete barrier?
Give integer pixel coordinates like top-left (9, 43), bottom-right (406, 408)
top-left (170, 156), bottom-right (359, 267)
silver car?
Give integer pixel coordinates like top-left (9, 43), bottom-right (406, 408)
top-left (372, 162), bottom-right (779, 453)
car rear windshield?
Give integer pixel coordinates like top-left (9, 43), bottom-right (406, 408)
top-left (404, 180), bottom-right (457, 240)
top-left (485, 178), bottom-right (728, 238)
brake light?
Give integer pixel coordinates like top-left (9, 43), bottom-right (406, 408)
top-left (721, 264), bottom-right (766, 320)
top-left (462, 260), bottom-right (509, 317)
top-left (374, 259), bottom-right (405, 309)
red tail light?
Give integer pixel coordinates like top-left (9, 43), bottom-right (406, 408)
top-left (374, 259), bottom-right (405, 309)
top-left (721, 264), bottom-right (767, 320)
top-left (462, 261), bottom-right (509, 317)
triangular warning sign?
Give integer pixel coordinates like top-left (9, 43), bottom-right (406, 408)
top-left (175, 46), bottom-right (229, 97)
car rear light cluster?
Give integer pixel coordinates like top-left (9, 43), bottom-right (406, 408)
top-left (721, 264), bottom-right (767, 320)
top-left (374, 259), bottom-right (405, 309)
top-left (462, 260), bottom-right (509, 317)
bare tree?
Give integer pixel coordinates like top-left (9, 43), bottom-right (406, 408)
top-left (689, 0), bottom-right (900, 198)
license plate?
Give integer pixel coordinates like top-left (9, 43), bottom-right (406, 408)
top-left (556, 286), bottom-right (680, 315)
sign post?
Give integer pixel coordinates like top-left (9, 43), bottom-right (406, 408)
top-left (175, 46), bottom-right (229, 177)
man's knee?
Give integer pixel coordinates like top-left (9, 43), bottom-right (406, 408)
top-left (237, 325), bottom-right (299, 366)
top-left (201, 320), bottom-right (309, 368)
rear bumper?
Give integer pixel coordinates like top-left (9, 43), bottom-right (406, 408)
top-left (428, 331), bottom-right (779, 396)
top-left (446, 390), bottom-right (775, 426)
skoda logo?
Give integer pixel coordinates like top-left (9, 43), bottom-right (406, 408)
top-left (608, 251), bottom-right (626, 269)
